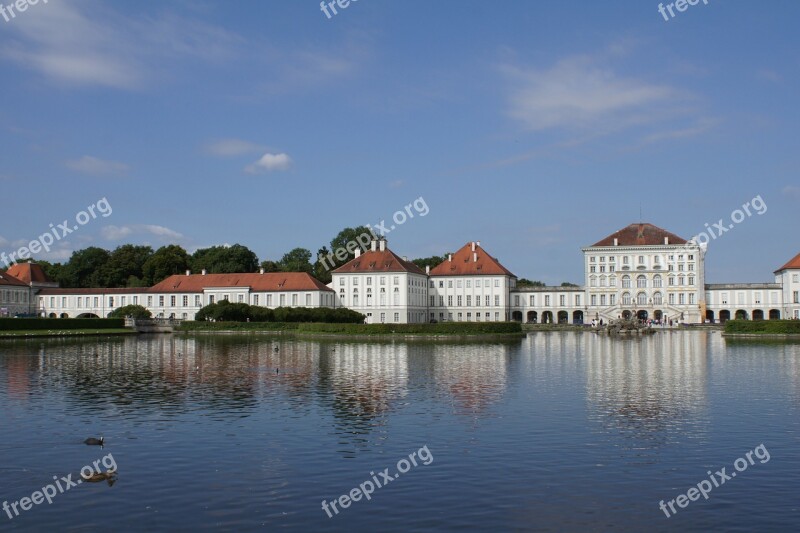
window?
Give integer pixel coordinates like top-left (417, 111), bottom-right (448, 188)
top-left (457, 280), bottom-right (462, 288)
top-left (280, 294), bottom-right (286, 306)
top-left (688, 263), bottom-right (694, 271)
top-left (653, 275), bottom-right (662, 288)
top-left (394, 312), bottom-right (399, 322)
top-left (183, 296), bottom-right (189, 307)
top-left (380, 313), bottom-right (386, 323)
top-left (529, 295), bottom-right (535, 306)
top-left (609, 294), bottom-right (615, 305)
top-left (339, 277), bottom-right (345, 286)
top-left (591, 295), bottom-right (597, 306)
top-left (590, 276), bottom-right (597, 287)
top-left (688, 277), bottom-right (695, 286)
top-left (638, 256), bottom-right (645, 264)
top-left (494, 295), bottom-right (499, 307)
top-left (448, 296), bottom-right (453, 306)
top-left (623, 256), bottom-right (629, 265)
top-left (439, 281), bottom-right (444, 288)
top-left (393, 288), bottom-right (399, 305)
top-left (622, 275), bottom-right (631, 288)
top-left (353, 278), bottom-right (359, 286)
top-left (380, 277), bottom-right (386, 285)
top-left (457, 312), bottom-right (463, 321)
top-left (599, 276), bottom-right (606, 287)
top-left (512, 295), bottom-right (517, 306)
top-left (622, 293), bottom-right (631, 305)
top-left (306, 294), bottom-right (311, 306)
top-left (637, 275), bottom-right (647, 288)
top-left (679, 293), bottom-right (686, 305)
top-left (393, 276), bottom-right (399, 285)
top-left (793, 274), bottom-right (799, 283)
top-left (494, 279), bottom-right (499, 287)
top-left (108, 297), bottom-right (113, 308)
top-left (544, 295), bottom-right (550, 306)
top-left (466, 312), bottom-right (472, 321)
top-left (77, 297), bottom-right (82, 308)
top-left (159, 296), bottom-right (165, 306)
top-left (238, 295), bottom-right (244, 303)
top-left (439, 296), bottom-right (444, 306)
top-left (457, 296), bottom-right (463, 306)
top-left (794, 291), bottom-right (799, 304)
top-left (610, 276), bottom-right (617, 287)
top-left (448, 280), bottom-right (453, 288)
top-left (559, 295), bottom-right (565, 306)
top-left (575, 295), bottom-right (581, 306)
top-left (668, 277), bottom-right (675, 286)
top-left (689, 293), bottom-right (695, 305)
top-left (367, 277), bottom-right (372, 286)
top-left (678, 264), bottom-right (684, 272)
top-left (590, 257), bottom-right (596, 262)
top-left (121, 297), bottom-right (126, 306)
top-left (466, 280), bottom-right (471, 288)
top-left (484, 295), bottom-right (489, 306)
top-left (637, 292), bottom-right (647, 305)
top-left (134, 296), bottom-right (138, 305)
top-left (600, 256), bottom-right (605, 262)
top-left (590, 266), bottom-right (596, 273)
top-left (62, 297), bottom-right (68, 308)
top-left (721, 293), bottom-right (728, 305)
top-left (600, 295), bottom-right (606, 306)
top-left (653, 292), bottom-right (662, 305)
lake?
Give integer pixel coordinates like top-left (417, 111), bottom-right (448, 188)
top-left (1, 331), bottom-right (798, 532)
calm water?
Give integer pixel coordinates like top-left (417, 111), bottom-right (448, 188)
top-left (1, 331), bottom-right (799, 532)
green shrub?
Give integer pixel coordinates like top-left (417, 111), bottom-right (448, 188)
top-left (193, 301), bottom-right (364, 324)
top-left (0, 318), bottom-right (125, 331)
top-left (108, 305), bottom-right (152, 319)
top-left (296, 322), bottom-right (522, 335)
top-left (177, 321), bottom-right (299, 331)
top-left (724, 320), bottom-right (800, 334)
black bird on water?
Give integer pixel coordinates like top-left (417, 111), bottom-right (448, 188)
top-left (84, 437), bottom-right (104, 446)
top-left (273, 345), bottom-right (279, 352)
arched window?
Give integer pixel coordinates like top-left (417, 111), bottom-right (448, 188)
top-left (637, 275), bottom-right (647, 288)
top-left (622, 292), bottom-right (632, 305)
top-left (393, 287), bottom-right (400, 305)
top-left (637, 292), bottom-right (647, 305)
top-left (610, 276), bottom-right (617, 287)
top-left (622, 275), bottom-right (631, 288)
top-left (653, 275), bottom-right (662, 288)
top-left (653, 292), bottom-right (663, 305)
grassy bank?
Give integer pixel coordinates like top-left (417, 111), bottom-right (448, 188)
top-left (177, 321), bottom-right (523, 337)
top-left (0, 318), bottom-right (125, 330)
top-left (723, 320), bottom-right (800, 335)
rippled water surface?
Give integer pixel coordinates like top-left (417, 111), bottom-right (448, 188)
top-left (1, 331), bottom-right (799, 532)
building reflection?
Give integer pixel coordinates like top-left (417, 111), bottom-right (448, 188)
top-left (581, 331), bottom-right (711, 453)
top-left (432, 343), bottom-right (513, 418)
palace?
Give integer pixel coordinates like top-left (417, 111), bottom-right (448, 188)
top-left (1, 222), bottom-right (798, 324)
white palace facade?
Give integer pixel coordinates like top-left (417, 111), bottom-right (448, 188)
top-left (1, 222), bottom-right (798, 324)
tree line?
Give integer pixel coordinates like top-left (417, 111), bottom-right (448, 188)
top-left (22, 226), bottom-right (575, 289)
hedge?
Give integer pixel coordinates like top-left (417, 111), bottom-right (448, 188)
top-left (194, 302), bottom-right (365, 324)
top-left (724, 320), bottom-right (800, 334)
top-left (177, 321), bottom-right (300, 332)
top-left (296, 322), bottom-right (523, 335)
top-left (0, 318), bottom-right (125, 331)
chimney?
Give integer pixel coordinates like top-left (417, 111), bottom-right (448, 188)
top-left (355, 248), bottom-right (361, 258)
top-left (185, 270), bottom-right (191, 276)
top-left (473, 252), bottom-right (477, 262)
top-left (371, 240), bottom-right (377, 252)
top-left (426, 265), bottom-right (430, 274)
top-left (379, 239), bottom-right (386, 251)
top-left (201, 269), bottom-right (207, 276)
top-left (664, 237), bottom-right (669, 245)
top-left (471, 241), bottom-right (476, 252)
top-left (448, 254), bottom-right (452, 262)
top-left (402, 256), bottom-right (407, 261)
top-left (259, 268), bottom-right (265, 274)
top-left (476, 241), bottom-right (480, 247)
top-left (613, 238), bottom-right (618, 246)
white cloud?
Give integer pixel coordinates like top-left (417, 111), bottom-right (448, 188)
top-left (205, 139), bottom-right (265, 157)
top-left (388, 180), bottom-right (406, 189)
top-left (782, 185), bottom-right (800, 199)
top-left (102, 225), bottom-right (183, 241)
top-left (0, 235), bottom-right (8, 247)
top-left (502, 56), bottom-right (679, 131)
top-left (0, 1), bottom-right (240, 89)
top-left (65, 155), bottom-right (129, 177)
top-left (245, 152), bottom-right (292, 174)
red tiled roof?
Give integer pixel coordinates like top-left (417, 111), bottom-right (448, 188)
top-left (37, 288), bottom-right (143, 295)
top-left (0, 271), bottom-right (27, 287)
top-left (147, 272), bottom-right (334, 293)
top-left (591, 223), bottom-right (687, 247)
top-left (429, 242), bottom-right (515, 277)
top-left (6, 262), bottom-right (51, 284)
top-left (775, 252), bottom-right (800, 273)
top-left (333, 248), bottom-right (426, 275)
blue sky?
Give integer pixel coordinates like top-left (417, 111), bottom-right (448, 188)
top-left (1, 0), bottom-right (798, 284)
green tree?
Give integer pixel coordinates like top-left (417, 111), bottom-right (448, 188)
top-left (34, 260), bottom-right (64, 284)
top-left (259, 260), bottom-right (282, 273)
top-left (143, 245), bottom-right (191, 285)
top-left (314, 247), bottom-right (333, 284)
top-left (108, 304), bottom-right (152, 319)
top-left (103, 244), bottom-right (153, 287)
top-left (279, 247), bottom-right (313, 273)
top-left (560, 282), bottom-right (579, 287)
top-left (191, 244), bottom-right (259, 274)
top-left (518, 278), bottom-right (546, 287)
top-left (60, 247), bottom-right (111, 287)
top-left (412, 255), bottom-right (446, 271)
top-left (325, 226), bottom-right (373, 268)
